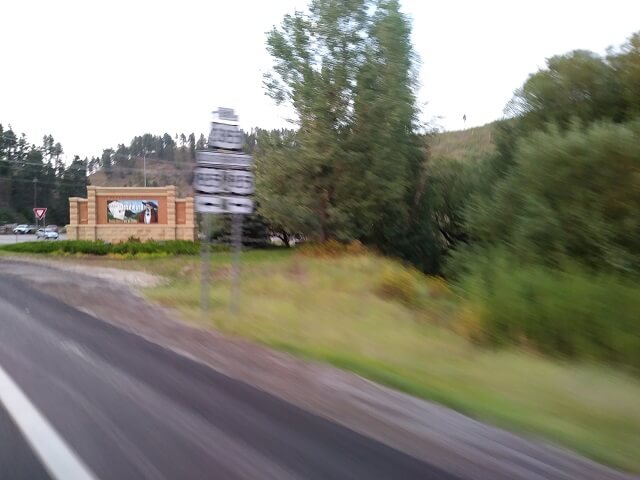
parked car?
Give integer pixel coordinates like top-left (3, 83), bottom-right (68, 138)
top-left (36, 228), bottom-right (59, 240)
top-left (13, 224), bottom-right (33, 234)
top-left (1, 224), bottom-right (17, 234)
top-left (46, 224), bottom-right (59, 232)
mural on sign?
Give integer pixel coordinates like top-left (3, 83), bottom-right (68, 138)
top-left (107, 200), bottom-right (159, 224)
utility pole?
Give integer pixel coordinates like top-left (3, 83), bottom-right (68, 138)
top-left (143, 150), bottom-right (147, 187)
top-left (33, 177), bottom-right (38, 227)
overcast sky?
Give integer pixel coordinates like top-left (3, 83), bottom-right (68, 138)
top-left (1, 0), bottom-right (638, 161)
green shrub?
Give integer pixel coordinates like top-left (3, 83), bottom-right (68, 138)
top-left (376, 266), bottom-right (421, 306)
top-left (0, 239), bottom-right (199, 256)
top-left (458, 251), bottom-right (640, 369)
top-left (465, 121), bottom-right (640, 275)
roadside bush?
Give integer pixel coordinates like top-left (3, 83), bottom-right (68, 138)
top-left (0, 240), bottom-right (107, 255)
top-left (297, 240), bottom-right (369, 258)
top-left (0, 240), bottom-right (199, 256)
top-left (425, 277), bottom-right (452, 300)
top-left (465, 121), bottom-right (640, 275)
top-left (452, 304), bottom-right (485, 344)
top-left (458, 252), bottom-right (640, 369)
top-left (376, 266), bottom-right (421, 306)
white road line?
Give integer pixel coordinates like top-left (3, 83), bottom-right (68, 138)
top-left (0, 364), bottom-right (98, 480)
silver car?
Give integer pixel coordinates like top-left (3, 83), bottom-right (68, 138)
top-left (36, 228), bottom-right (59, 240)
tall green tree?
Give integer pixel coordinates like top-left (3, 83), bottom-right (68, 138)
top-left (162, 133), bottom-right (175, 161)
top-left (53, 142), bottom-right (64, 176)
top-left (255, 129), bottom-right (316, 237)
top-left (101, 148), bottom-right (114, 177)
top-left (188, 133), bottom-right (196, 160)
top-left (0, 125), bottom-right (14, 209)
top-left (608, 32), bottom-right (640, 120)
top-left (261, 0), bottom-right (437, 268)
top-left (196, 133), bottom-right (206, 150)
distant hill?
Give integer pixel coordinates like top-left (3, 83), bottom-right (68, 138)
top-left (89, 124), bottom-right (497, 191)
top-left (429, 123), bottom-right (496, 162)
top-left (89, 155), bottom-right (194, 196)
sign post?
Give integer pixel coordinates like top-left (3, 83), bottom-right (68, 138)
top-left (33, 208), bottom-right (47, 230)
top-left (200, 215), bottom-right (212, 313)
top-left (193, 108), bottom-right (254, 316)
top-left (230, 213), bottom-right (243, 315)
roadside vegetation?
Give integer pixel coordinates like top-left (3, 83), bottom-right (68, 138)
top-left (253, 8), bottom-right (640, 389)
top-left (39, 246), bottom-right (636, 472)
top-left (254, 5), bottom-right (640, 394)
top-left (0, 239), bottom-right (200, 256)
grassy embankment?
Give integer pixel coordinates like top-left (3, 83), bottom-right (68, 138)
top-left (80, 249), bottom-right (640, 471)
top-left (2, 245), bottom-right (639, 472)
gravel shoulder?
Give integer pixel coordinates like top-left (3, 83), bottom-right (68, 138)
top-left (1, 255), bottom-right (635, 480)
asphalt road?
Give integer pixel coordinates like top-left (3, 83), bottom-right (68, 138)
top-left (0, 404), bottom-right (52, 480)
top-left (0, 273), bottom-right (460, 480)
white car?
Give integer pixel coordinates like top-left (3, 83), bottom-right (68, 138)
top-left (13, 224), bottom-right (34, 234)
top-left (36, 228), bottom-right (59, 240)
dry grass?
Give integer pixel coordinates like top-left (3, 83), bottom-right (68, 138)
top-left (429, 123), bottom-right (496, 162)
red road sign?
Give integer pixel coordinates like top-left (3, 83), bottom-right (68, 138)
top-left (33, 207), bottom-right (47, 220)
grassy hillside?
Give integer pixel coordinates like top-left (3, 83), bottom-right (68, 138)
top-left (429, 123), bottom-right (496, 162)
top-left (89, 154), bottom-right (194, 196)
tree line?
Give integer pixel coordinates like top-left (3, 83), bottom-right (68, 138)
top-left (0, 129), bottom-right (88, 226)
top-left (0, 127), bottom-right (212, 225)
top-left (91, 132), bottom-right (208, 178)
top-left (255, 0), bottom-right (435, 269)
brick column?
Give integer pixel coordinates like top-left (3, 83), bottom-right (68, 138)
top-left (67, 198), bottom-right (79, 240)
top-left (68, 198), bottom-right (79, 224)
top-left (166, 186), bottom-right (176, 240)
top-left (87, 186), bottom-right (97, 240)
top-left (185, 197), bottom-right (196, 241)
